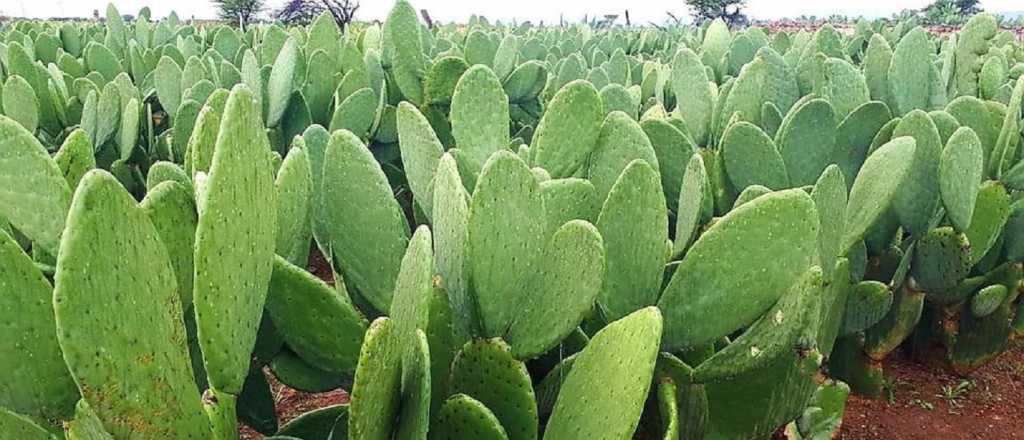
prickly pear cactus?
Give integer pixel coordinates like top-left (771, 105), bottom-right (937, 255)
top-left (532, 80), bottom-right (604, 178)
top-left (504, 220), bottom-right (606, 359)
top-left (0, 407), bottom-right (56, 440)
top-left (431, 394), bottom-right (510, 440)
top-left (659, 189), bottom-right (819, 351)
top-left (0, 116), bottom-right (72, 256)
top-left (0, 229), bottom-right (78, 422)
top-left (349, 318), bottom-right (402, 440)
top-left (321, 129), bottom-right (410, 313)
top-left (266, 256), bottom-right (368, 374)
top-left (53, 170), bottom-right (210, 439)
top-left (140, 181), bottom-right (197, 310)
top-left (450, 65), bottom-right (511, 173)
top-left (193, 85), bottom-right (277, 395)
top-left (449, 339), bottom-right (537, 440)
top-left (468, 151), bottom-right (545, 337)
top-left (544, 307), bottom-right (663, 440)
top-left (595, 160), bottom-right (667, 321)
top-left (274, 147), bottom-right (313, 266)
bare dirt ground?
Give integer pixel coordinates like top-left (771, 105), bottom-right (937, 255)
top-left (840, 339), bottom-right (1024, 439)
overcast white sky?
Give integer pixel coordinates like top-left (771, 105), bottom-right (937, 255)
top-left (3, 0), bottom-right (1022, 23)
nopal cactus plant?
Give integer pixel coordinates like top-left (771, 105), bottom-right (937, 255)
top-left (1, 4), bottom-right (1023, 440)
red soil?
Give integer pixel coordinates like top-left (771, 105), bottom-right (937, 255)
top-left (840, 339), bottom-right (1024, 439)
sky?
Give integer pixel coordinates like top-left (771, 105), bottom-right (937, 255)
top-left (2, 0), bottom-right (1022, 23)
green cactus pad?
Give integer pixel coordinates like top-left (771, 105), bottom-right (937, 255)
top-left (329, 88), bottom-right (378, 140)
top-left (670, 48), bottom-right (714, 145)
top-left (266, 37), bottom-right (298, 127)
top-left (425, 56), bottom-right (469, 105)
top-left (721, 121), bottom-right (789, 191)
top-left (278, 404), bottom-right (348, 440)
top-left (384, 0), bottom-right (426, 105)
top-left (834, 101), bottom-right (893, 185)
top-left (118, 98), bottom-right (140, 160)
top-left (657, 380), bottom-right (680, 440)
top-left (140, 181), bottom-right (197, 310)
top-left (449, 339), bottom-right (537, 440)
top-left (841, 281), bottom-right (893, 335)
top-left (929, 110), bottom-right (961, 145)
top-left (953, 15), bottom-right (999, 97)
top-left (184, 103), bottom-right (223, 177)
top-left (775, 98), bottom-right (836, 187)
top-left (796, 381), bottom-right (850, 439)
top-left (397, 102), bottom-right (445, 219)
top-left (0, 229), bottom-right (78, 422)
top-left (842, 136), bottom-right (916, 255)
top-left (673, 154), bottom-right (710, 257)
top-left (53, 170), bottom-right (210, 439)
top-left (716, 54), bottom-right (767, 136)
top-left (659, 189), bottom-right (819, 351)
top-left (303, 51), bottom-right (337, 126)
top-left (0, 116), bottom-right (72, 256)
top-left (812, 165), bottom-right (847, 279)
top-left (267, 256), bottom-right (368, 374)
top-left (888, 27), bottom-right (934, 115)
top-left (54, 129), bottom-right (97, 191)
top-left (588, 111), bottom-right (661, 204)
top-left (703, 348), bottom-right (822, 439)
top-left (274, 147), bottom-right (313, 266)
top-left (193, 85), bottom-right (277, 395)
top-left (911, 227), bottom-right (971, 293)
top-left (451, 65), bottom-right (511, 172)
top-left (468, 151), bottom-right (545, 337)
top-left (544, 307), bottom-right (662, 440)
top-left (531, 80), bottom-right (604, 178)
top-left (964, 181), bottom-right (1011, 265)
top-left (539, 178), bottom-right (600, 240)
top-left (321, 129), bottom-right (410, 313)
top-left (694, 267), bottom-right (823, 383)
top-left (505, 220), bottom-right (606, 359)
top-left (939, 127), bottom-right (984, 232)
top-left (3, 75), bottom-right (40, 133)
top-left (823, 58), bottom-right (869, 123)
top-left (396, 329), bottom-right (431, 440)
top-left (733, 185), bottom-right (772, 209)
top-left (432, 154), bottom-right (476, 344)
top-left (146, 161), bottom-right (191, 192)
top-left (348, 317), bottom-right (401, 440)
top-left (864, 284), bottom-right (925, 359)
top-left (430, 394), bottom-right (510, 440)
top-left (172, 98), bottom-right (203, 164)
top-left (0, 408), bottom-right (56, 440)
top-left (600, 84), bottom-right (638, 119)
top-left (66, 400), bottom-right (114, 440)
top-left (95, 82), bottom-right (122, 148)
top-left (595, 160), bottom-right (667, 321)
top-left (989, 76), bottom-right (1024, 179)
top-left (891, 110), bottom-right (943, 236)
top-left (155, 56), bottom-right (182, 119)
top-left (642, 118), bottom-right (697, 207)
top-left (970, 284), bottom-right (1008, 318)
top-left (503, 61), bottom-right (547, 103)
top-left (268, 349), bottom-right (347, 393)
top-left (389, 226), bottom-right (435, 363)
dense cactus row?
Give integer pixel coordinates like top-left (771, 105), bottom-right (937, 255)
top-left (0, 1), bottom-right (1023, 439)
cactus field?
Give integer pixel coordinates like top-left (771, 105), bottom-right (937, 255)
top-left (1, 1), bottom-right (1024, 439)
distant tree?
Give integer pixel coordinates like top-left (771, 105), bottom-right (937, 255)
top-left (276, 0), bottom-right (359, 29)
top-left (212, 0), bottom-right (264, 27)
top-left (921, 0), bottom-right (981, 25)
top-left (686, 0), bottom-right (747, 26)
